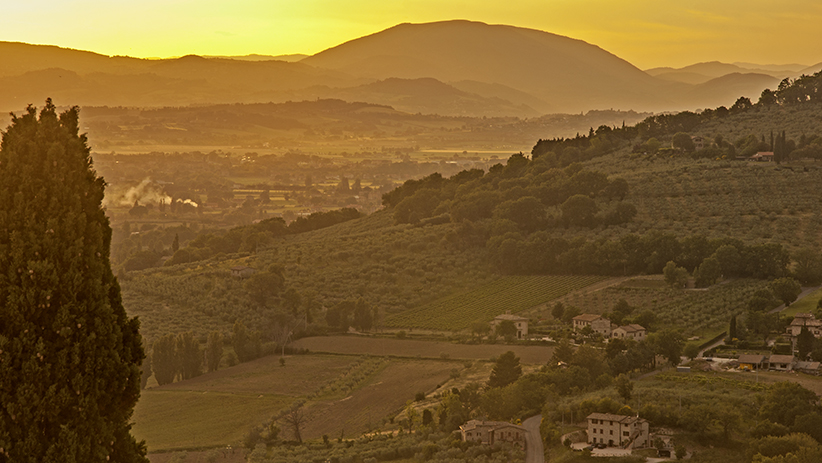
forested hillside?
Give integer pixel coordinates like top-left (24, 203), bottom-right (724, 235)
top-left (121, 72), bottom-right (822, 344)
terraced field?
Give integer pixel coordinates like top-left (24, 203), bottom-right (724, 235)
top-left (383, 275), bottom-right (607, 331)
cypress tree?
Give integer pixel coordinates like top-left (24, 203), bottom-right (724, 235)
top-left (729, 314), bottom-right (737, 340)
top-left (0, 101), bottom-right (147, 461)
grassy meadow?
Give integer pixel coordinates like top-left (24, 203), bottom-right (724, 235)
top-left (383, 275), bottom-right (607, 330)
top-left (133, 353), bottom-right (458, 452)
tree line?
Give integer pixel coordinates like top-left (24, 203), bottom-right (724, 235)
top-left (165, 207), bottom-right (361, 266)
top-left (383, 158), bottom-right (634, 236)
top-left (530, 69), bottom-right (822, 169)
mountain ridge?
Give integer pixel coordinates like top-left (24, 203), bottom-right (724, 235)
top-left (0, 22), bottom-right (809, 115)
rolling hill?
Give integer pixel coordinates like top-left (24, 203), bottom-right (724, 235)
top-left (301, 20), bottom-right (673, 113)
top-left (1, 21), bottom-right (803, 116)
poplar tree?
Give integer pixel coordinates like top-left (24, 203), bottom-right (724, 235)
top-left (0, 101), bottom-right (147, 462)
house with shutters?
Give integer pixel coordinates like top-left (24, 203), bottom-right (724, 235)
top-left (572, 314), bottom-right (612, 337)
top-left (611, 324), bottom-right (646, 341)
top-left (586, 413), bottom-right (650, 449)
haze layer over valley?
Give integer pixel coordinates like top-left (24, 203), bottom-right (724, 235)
top-left (3, 20), bottom-right (817, 117)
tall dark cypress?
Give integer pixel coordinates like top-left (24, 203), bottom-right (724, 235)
top-left (0, 101), bottom-right (147, 462)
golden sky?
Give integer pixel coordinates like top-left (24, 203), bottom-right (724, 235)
top-left (3, 0), bottom-right (822, 69)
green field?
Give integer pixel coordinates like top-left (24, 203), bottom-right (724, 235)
top-left (383, 275), bottom-right (607, 331)
top-left (132, 390), bottom-right (290, 450)
top-left (132, 353), bottom-right (456, 452)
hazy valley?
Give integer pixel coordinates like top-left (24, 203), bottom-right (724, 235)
top-left (4, 16), bottom-right (822, 463)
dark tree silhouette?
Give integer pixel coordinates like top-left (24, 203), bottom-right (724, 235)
top-left (0, 101), bottom-right (147, 461)
top-left (488, 351), bottom-right (522, 388)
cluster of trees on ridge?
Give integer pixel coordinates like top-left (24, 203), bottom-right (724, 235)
top-left (383, 152), bottom-right (821, 285)
top-left (383, 157), bottom-right (634, 245)
top-left (531, 69), bottom-right (822, 167)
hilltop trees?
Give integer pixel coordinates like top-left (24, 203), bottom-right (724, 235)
top-left (0, 101), bottom-right (147, 461)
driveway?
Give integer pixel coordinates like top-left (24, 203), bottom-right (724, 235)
top-left (522, 415), bottom-right (544, 463)
top-left (769, 284), bottom-right (822, 314)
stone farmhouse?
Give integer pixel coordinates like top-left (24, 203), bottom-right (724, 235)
top-left (459, 420), bottom-right (526, 449)
top-left (573, 314), bottom-right (646, 341)
top-left (572, 314), bottom-right (613, 337)
top-left (785, 313), bottom-right (822, 353)
top-left (492, 313), bottom-right (529, 339)
top-left (586, 413), bottom-right (650, 449)
top-left (611, 324), bottom-right (646, 341)
top-left (786, 313), bottom-right (822, 338)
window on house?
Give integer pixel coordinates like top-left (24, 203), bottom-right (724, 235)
top-left (623, 431), bottom-right (629, 436)
top-left (610, 430), bottom-right (613, 435)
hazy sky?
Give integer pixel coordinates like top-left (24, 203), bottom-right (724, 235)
top-left (3, 0), bottom-right (821, 69)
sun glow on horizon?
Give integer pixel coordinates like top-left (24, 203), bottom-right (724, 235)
top-left (2, 1), bottom-right (822, 69)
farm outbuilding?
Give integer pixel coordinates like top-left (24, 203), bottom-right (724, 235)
top-left (460, 420), bottom-right (526, 449)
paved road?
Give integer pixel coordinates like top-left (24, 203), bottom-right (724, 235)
top-left (523, 415), bottom-right (544, 463)
top-left (769, 285), bottom-right (822, 314)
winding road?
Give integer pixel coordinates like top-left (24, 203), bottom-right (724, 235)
top-left (523, 415), bottom-right (544, 463)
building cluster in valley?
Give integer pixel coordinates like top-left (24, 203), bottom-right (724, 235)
top-left (571, 313), bottom-right (646, 341)
top-left (733, 313), bottom-right (822, 374)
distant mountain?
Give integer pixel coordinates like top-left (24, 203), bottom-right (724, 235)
top-left (301, 77), bottom-right (542, 117)
top-left (685, 73), bottom-right (780, 108)
top-left (0, 24), bottom-right (811, 116)
top-left (449, 80), bottom-right (555, 114)
top-left (0, 45), bottom-right (365, 111)
top-left (732, 62), bottom-right (808, 73)
top-left (646, 61), bottom-right (805, 86)
top-left (301, 20), bottom-right (673, 113)
top-left (801, 62), bottom-right (822, 75)
top-left (205, 53), bottom-right (309, 62)
top-left (0, 41), bottom-right (145, 78)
